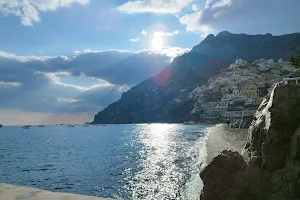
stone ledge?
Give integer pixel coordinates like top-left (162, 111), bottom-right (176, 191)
top-left (0, 183), bottom-right (116, 200)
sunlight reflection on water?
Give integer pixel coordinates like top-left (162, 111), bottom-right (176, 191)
top-left (127, 124), bottom-right (208, 200)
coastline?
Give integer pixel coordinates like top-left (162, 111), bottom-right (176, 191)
top-left (205, 124), bottom-right (248, 163)
top-left (0, 183), bottom-right (116, 200)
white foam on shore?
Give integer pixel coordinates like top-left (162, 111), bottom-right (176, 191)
top-left (180, 127), bottom-right (210, 200)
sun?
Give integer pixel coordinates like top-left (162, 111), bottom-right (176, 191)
top-left (152, 36), bottom-right (163, 49)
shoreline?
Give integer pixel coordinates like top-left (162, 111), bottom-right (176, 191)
top-left (0, 183), bottom-right (116, 200)
top-left (205, 124), bottom-right (248, 163)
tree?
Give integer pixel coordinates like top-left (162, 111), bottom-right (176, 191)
top-left (290, 56), bottom-right (300, 68)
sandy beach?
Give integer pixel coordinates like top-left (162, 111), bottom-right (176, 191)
top-left (205, 124), bottom-right (248, 163)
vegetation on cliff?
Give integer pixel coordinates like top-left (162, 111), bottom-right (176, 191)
top-left (291, 56), bottom-right (300, 68)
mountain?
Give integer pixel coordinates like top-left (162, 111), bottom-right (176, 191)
top-left (93, 31), bottom-right (300, 124)
top-left (93, 54), bottom-right (230, 123)
top-left (192, 31), bottom-right (300, 61)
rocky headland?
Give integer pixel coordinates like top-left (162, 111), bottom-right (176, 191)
top-left (200, 83), bottom-right (300, 200)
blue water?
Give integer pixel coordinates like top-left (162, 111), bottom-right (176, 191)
top-left (0, 124), bottom-right (211, 199)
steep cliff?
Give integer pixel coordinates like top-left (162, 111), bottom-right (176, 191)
top-left (93, 32), bottom-right (300, 124)
top-left (200, 83), bottom-right (300, 200)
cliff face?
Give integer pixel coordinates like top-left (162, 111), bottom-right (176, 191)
top-left (200, 84), bottom-right (300, 200)
top-left (93, 32), bottom-right (300, 124)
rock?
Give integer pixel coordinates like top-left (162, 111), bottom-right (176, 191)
top-left (200, 84), bottom-right (300, 200)
top-left (230, 120), bottom-right (241, 128)
top-left (200, 150), bottom-right (247, 200)
top-left (239, 116), bottom-right (254, 129)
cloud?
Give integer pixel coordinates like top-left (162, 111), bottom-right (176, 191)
top-left (0, 0), bottom-right (89, 26)
top-left (73, 49), bottom-right (134, 58)
top-left (138, 46), bottom-right (191, 61)
top-left (212, 0), bottom-right (231, 9)
top-left (130, 37), bottom-right (140, 42)
top-left (0, 50), bottom-right (66, 62)
top-left (57, 97), bottom-right (80, 103)
top-left (153, 30), bottom-right (179, 37)
top-left (0, 48), bottom-right (175, 116)
top-left (204, 0), bottom-right (212, 9)
top-left (179, 11), bottom-right (213, 37)
top-left (180, 0), bottom-right (300, 37)
top-left (141, 30), bottom-right (147, 35)
top-left (152, 46), bottom-right (191, 61)
top-left (117, 0), bottom-right (193, 14)
top-left (36, 71), bottom-right (113, 91)
top-left (192, 4), bottom-right (201, 11)
top-left (0, 81), bottom-right (21, 87)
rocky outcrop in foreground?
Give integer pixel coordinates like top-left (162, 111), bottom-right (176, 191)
top-left (201, 84), bottom-right (300, 200)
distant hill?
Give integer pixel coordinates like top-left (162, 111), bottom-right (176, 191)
top-left (93, 31), bottom-right (300, 124)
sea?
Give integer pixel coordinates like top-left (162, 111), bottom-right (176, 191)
top-left (0, 124), bottom-right (213, 200)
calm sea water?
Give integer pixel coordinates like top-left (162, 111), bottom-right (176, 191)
top-left (0, 124), bottom-right (211, 200)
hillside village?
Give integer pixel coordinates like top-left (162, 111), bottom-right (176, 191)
top-left (188, 58), bottom-right (298, 127)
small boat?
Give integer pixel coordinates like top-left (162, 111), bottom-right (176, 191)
top-left (23, 125), bottom-right (30, 129)
top-left (83, 124), bottom-right (89, 127)
top-left (100, 124), bottom-right (106, 126)
top-left (67, 124), bottom-right (75, 127)
top-left (38, 125), bottom-right (45, 127)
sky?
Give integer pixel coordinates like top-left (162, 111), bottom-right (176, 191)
top-left (0, 0), bottom-right (300, 125)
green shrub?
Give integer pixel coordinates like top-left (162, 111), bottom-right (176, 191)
top-left (290, 56), bottom-right (300, 68)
